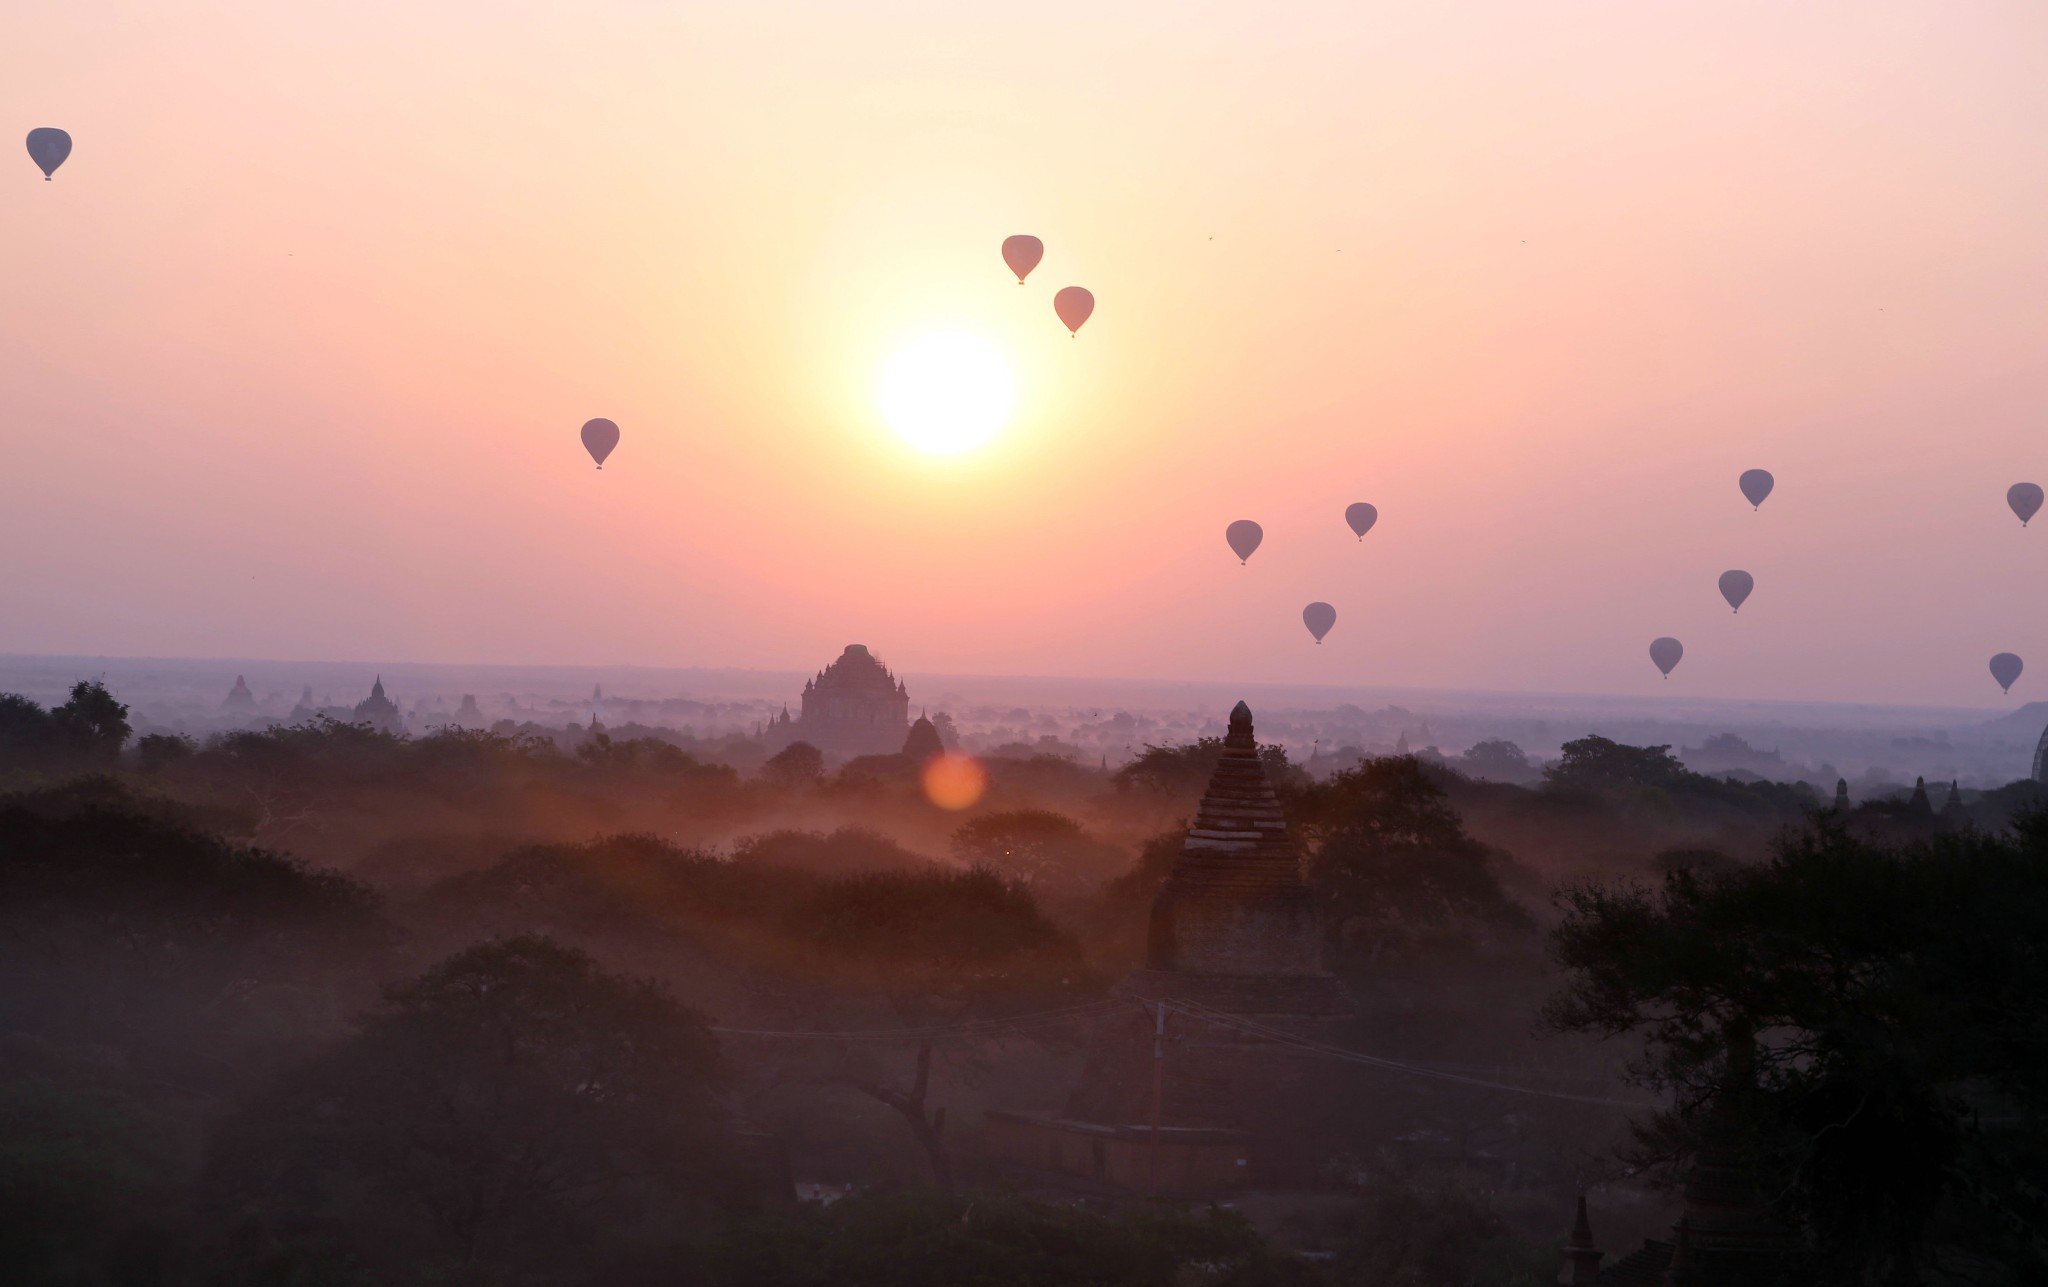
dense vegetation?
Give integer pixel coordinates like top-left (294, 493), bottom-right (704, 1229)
top-left (0, 686), bottom-right (2040, 1283)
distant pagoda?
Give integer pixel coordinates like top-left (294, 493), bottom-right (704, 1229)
top-left (793, 645), bottom-right (910, 754)
top-left (222, 674), bottom-right (256, 713)
top-left (351, 676), bottom-right (405, 735)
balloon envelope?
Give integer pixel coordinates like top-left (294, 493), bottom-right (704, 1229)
top-left (26, 128), bottom-right (70, 179)
top-left (1345, 502), bottom-right (1378, 540)
top-left (1001, 235), bottom-right (1043, 284)
top-left (2009, 483), bottom-right (2043, 527)
top-left (580, 418), bottom-right (620, 468)
top-left (1991, 652), bottom-right (2024, 694)
top-left (1054, 286), bottom-right (1094, 334)
top-left (1719, 570), bottom-right (1754, 613)
top-left (1303, 602), bottom-right (1336, 643)
top-left (1650, 637), bottom-right (1683, 676)
top-left (1225, 519), bottom-right (1263, 564)
top-left (1738, 469), bottom-right (1774, 509)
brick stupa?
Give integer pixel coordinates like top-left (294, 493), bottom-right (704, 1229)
top-left (987, 702), bottom-right (1351, 1193)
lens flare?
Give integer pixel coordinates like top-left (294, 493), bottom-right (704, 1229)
top-left (921, 752), bottom-right (988, 810)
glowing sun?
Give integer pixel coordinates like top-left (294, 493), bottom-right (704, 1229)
top-left (878, 331), bottom-right (1016, 455)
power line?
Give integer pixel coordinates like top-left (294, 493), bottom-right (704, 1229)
top-left (708, 998), bottom-right (1126, 1043)
top-left (1161, 1000), bottom-right (1655, 1108)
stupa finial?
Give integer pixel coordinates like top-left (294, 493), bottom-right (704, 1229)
top-left (1226, 701), bottom-right (1254, 749)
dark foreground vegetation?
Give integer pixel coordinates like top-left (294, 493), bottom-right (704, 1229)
top-left (1, 683), bottom-right (2044, 1283)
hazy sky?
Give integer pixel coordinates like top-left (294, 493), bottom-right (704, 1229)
top-left (5, 1), bottom-right (2047, 706)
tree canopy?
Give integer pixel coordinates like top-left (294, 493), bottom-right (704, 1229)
top-left (1547, 817), bottom-right (2048, 1282)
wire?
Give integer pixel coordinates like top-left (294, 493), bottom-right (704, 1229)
top-left (1158, 999), bottom-right (1655, 1108)
top-left (708, 998), bottom-right (1127, 1043)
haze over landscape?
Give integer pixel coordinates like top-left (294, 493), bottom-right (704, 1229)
top-left (7, 4), bottom-right (2048, 1286)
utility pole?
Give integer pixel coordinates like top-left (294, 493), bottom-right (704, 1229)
top-left (1148, 1000), bottom-right (1165, 1197)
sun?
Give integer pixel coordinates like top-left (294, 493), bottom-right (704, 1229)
top-left (878, 331), bottom-right (1017, 455)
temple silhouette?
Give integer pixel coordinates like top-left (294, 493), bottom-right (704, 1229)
top-left (987, 702), bottom-right (1351, 1192)
top-left (766, 645), bottom-right (911, 755)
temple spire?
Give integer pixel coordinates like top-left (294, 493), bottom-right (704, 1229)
top-left (1558, 1195), bottom-right (1604, 1285)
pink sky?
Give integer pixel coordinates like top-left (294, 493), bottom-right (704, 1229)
top-left (4, 1), bottom-right (2046, 706)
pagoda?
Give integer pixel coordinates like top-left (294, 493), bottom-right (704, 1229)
top-left (987, 702), bottom-right (1351, 1193)
top-left (791, 645), bottom-right (910, 754)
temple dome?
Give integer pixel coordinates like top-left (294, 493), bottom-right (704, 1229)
top-left (793, 645), bottom-right (911, 754)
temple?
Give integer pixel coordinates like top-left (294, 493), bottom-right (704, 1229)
top-left (221, 675), bottom-right (256, 713)
top-left (902, 711), bottom-right (944, 761)
top-left (987, 702), bottom-right (1351, 1193)
top-left (783, 645), bottom-right (911, 754)
top-left (352, 676), bottom-right (404, 735)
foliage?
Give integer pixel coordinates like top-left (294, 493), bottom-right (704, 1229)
top-left (693, 1189), bottom-right (1313, 1287)
top-left (135, 730), bottom-right (198, 770)
top-left (1544, 735), bottom-right (1691, 791)
top-left (763, 740), bottom-right (826, 787)
top-left (1334, 1179), bottom-right (1554, 1287)
top-left (1115, 737), bottom-right (1302, 797)
top-left (1455, 738), bottom-right (1538, 784)
top-left (205, 936), bottom-right (737, 1281)
top-left (731, 825), bottom-right (928, 874)
top-left (1296, 756), bottom-right (1533, 969)
top-left (950, 809), bottom-right (1125, 892)
top-left (1547, 817), bottom-right (2048, 1282)
top-left (52, 680), bottom-right (131, 758)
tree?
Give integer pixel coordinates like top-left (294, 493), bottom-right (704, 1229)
top-left (135, 732), bottom-right (196, 771)
top-left (1456, 738), bottom-right (1536, 784)
top-left (1115, 737), bottom-right (1302, 797)
top-left (781, 867), bottom-right (1093, 1190)
top-left (1546, 819), bottom-right (2048, 1283)
top-left (52, 680), bottom-right (130, 758)
top-left (762, 741), bottom-right (825, 787)
top-left (208, 936), bottom-right (736, 1279)
top-left (1296, 756), bottom-right (1531, 969)
top-left (0, 693), bottom-right (57, 760)
top-left (694, 1190), bottom-right (1307, 1287)
top-left (949, 809), bottom-right (1124, 892)
top-left (1545, 735), bottom-right (1691, 791)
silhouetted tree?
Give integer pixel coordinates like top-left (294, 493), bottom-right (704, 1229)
top-left (1545, 735), bottom-right (1690, 791)
top-left (1547, 818), bottom-right (2048, 1283)
top-left (1115, 737), bottom-right (1302, 797)
top-left (1455, 738), bottom-right (1537, 784)
top-left (950, 809), bottom-right (1123, 892)
top-left (693, 1190), bottom-right (1307, 1287)
top-left (51, 680), bottom-right (130, 758)
top-left (134, 731), bottom-right (197, 771)
top-left (762, 741), bottom-right (825, 787)
top-left (0, 693), bottom-right (57, 759)
top-left (1297, 757), bottom-right (1532, 969)
top-left (781, 867), bottom-right (1092, 1190)
top-left (207, 936), bottom-right (734, 1280)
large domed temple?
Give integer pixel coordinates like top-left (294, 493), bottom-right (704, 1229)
top-left (987, 701), bottom-right (1352, 1193)
top-left (779, 645), bottom-right (911, 755)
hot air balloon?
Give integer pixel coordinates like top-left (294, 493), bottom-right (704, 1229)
top-left (1225, 520), bottom-right (1263, 564)
top-left (2009, 483), bottom-right (2043, 527)
top-left (1001, 235), bottom-right (1043, 284)
top-left (1719, 570), bottom-right (1754, 613)
top-left (1650, 637), bottom-right (1683, 677)
top-left (1738, 469), bottom-right (1774, 510)
top-left (26, 128), bottom-right (70, 180)
top-left (1345, 502), bottom-right (1378, 540)
top-left (580, 418), bottom-right (620, 469)
top-left (1054, 287), bottom-right (1094, 335)
top-left (1303, 602), bottom-right (1336, 643)
top-left (1991, 652), bottom-right (2024, 694)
